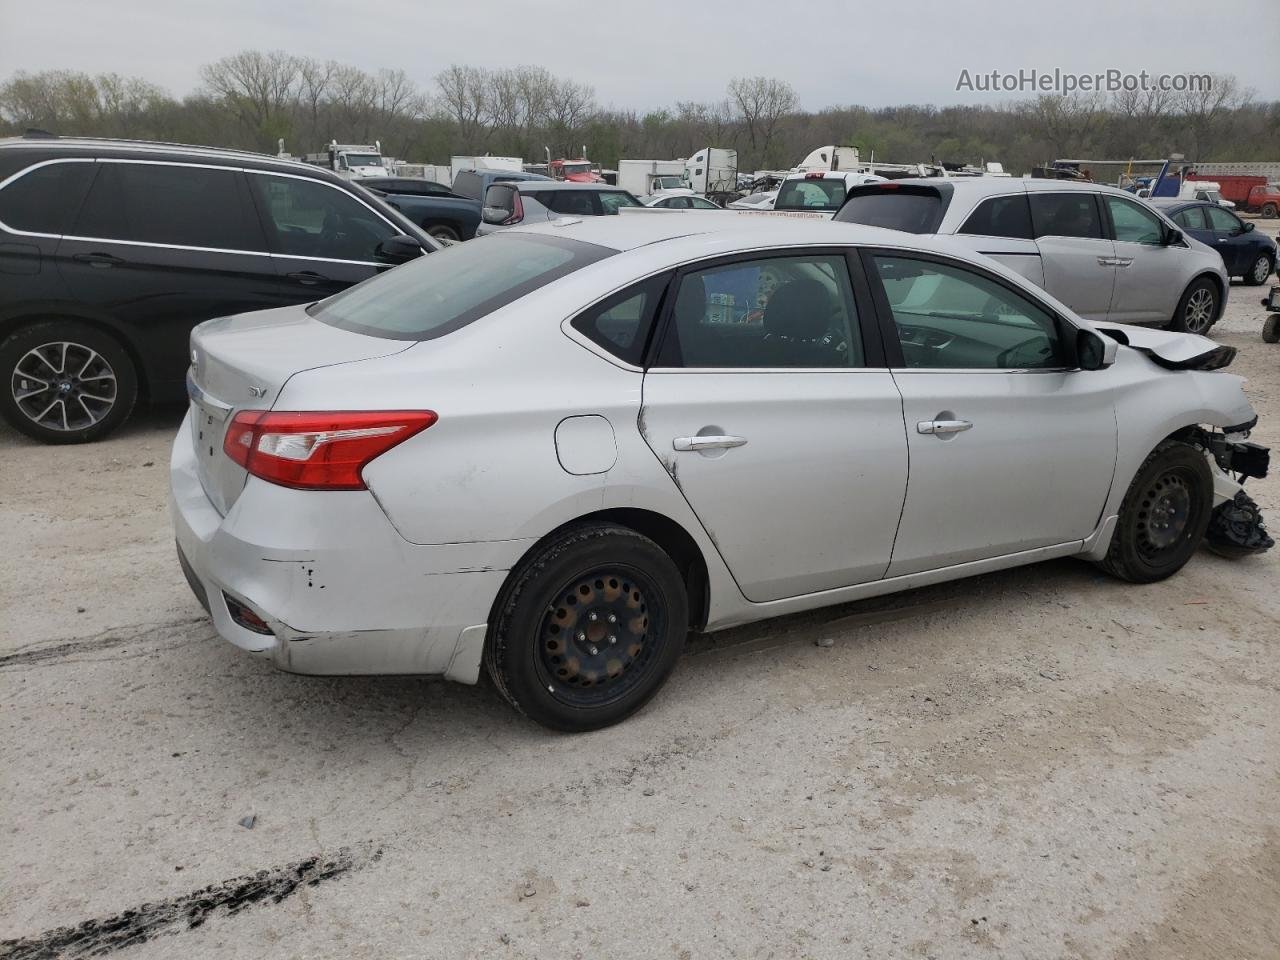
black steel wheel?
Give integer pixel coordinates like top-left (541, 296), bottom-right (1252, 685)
top-left (0, 320), bottom-right (137, 444)
top-left (487, 523), bottom-right (688, 731)
top-left (1097, 440), bottom-right (1213, 583)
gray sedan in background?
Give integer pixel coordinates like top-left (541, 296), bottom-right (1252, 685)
top-left (476, 181), bottom-right (643, 235)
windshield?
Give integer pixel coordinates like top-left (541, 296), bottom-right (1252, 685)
top-left (563, 162), bottom-right (591, 175)
top-left (309, 234), bottom-right (613, 340)
top-left (653, 177), bottom-right (683, 190)
top-left (343, 153), bottom-right (382, 168)
top-left (775, 178), bottom-right (846, 211)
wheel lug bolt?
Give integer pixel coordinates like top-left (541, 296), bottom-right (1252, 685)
top-left (607, 614), bottom-right (617, 624)
top-left (576, 631), bottom-right (586, 642)
top-left (589, 645), bottom-right (598, 655)
top-left (608, 635), bottom-right (617, 645)
top-left (588, 612), bottom-right (598, 622)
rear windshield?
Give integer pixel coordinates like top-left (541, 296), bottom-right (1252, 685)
top-left (834, 186), bottom-right (947, 233)
top-left (309, 234), bottom-right (613, 340)
top-left (775, 178), bottom-right (846, 211)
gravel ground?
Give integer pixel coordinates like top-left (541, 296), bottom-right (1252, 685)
top-left (2, 287), bottom-right (1278, 959)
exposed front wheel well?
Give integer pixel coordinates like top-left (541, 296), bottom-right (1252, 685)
top-left (495, 509), bottom-right (710, 632)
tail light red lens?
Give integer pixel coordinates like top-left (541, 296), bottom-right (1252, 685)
top-left (223, 410), bottom-right (437, 490)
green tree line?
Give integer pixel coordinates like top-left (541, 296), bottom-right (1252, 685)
top-left (2, 51), bottom-right (1276, 176)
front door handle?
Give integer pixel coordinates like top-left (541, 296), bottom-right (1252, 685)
top-left (673, 435), bottom-right (748, 452)
top-left (287, 270), bottom-right (329, 285)
top-left (917, 419), bottom-right (973, 436)
top-left (73, 252), bottom-right (123, 268)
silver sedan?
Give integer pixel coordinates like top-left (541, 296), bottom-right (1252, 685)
top-left (172, 214), bottom-right (1270, 731)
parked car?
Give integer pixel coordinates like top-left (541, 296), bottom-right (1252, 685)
top-left (641, 193), bottom-right (722, 210)
top-left (727, 190), bottom-right (778, 211)
top-left (836, 178), bottom-right (1230, 334)
top-left (773, 171), bottom-right (886, 214)
top-left (377, 168), bottom-right (550, 242)
top-left (1151, 199), bottom-right (1276, 286)
top-left (359, 176), bottom-right (455, 197)
top-left (475, 182), bottom-right (643, 235)
top-left (0, 134), bottom-right (436, 444)
top-left (173, 213), bottom-right (1269, 732)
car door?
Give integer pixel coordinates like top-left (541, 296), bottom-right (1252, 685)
top-left (639, 249), bottom-right (909, 602)
top-left (1202, 204), bottom-right (1251, 275)
top-left (245, 170), bottom-right (399, 299)
top-left (56, 159), bottom-right (279, 402)
top-left (1170, 205), bottom-right (1212, 249)
top-left (952, 192), bottom-right (1045, 288)
top-left (864, 251), bottom-right (1117, 577)
top-left (1027, 190), bottom-right (1116, 321)
top-left (1101, 193), bottom-right (1186, 325)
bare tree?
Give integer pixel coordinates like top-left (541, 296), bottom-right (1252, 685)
top-left (434, 64), bottom-right (490, 153)
top-left (296, 58), bottom-right (336, 145)
top-left (728, 76), bottom-right (798, 166)
top-left (1178, 74), bottom-right (1251, 160)
top-left (200, 50), bottom-right (300, 145)
top-left (544, 77), bottom-right (596, 156)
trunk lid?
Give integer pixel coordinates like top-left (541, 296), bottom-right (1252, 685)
top-left (187, 305), bottom-right (411, 514)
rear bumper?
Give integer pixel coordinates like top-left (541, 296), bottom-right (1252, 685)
top-left (169, 410), bottom-right (527, 682)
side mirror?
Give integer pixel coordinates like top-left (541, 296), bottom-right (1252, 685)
top-left (1077, 329), bottom-right (1117, 371)
top-left (481, 205), bottom-right (510, 225)
top-left (1164, 227), bottom-right (1184, 247)
top-left (375, 234), bottom-right (425, 264)
top-left (1243, 221), bottom-right (1255, 233)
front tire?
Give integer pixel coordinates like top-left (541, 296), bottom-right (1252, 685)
top-left (1167, 278), bottom-right (1218, 334)
top-left (1097, 440), bottom-right (1213, 583)
top-left (486, 524), bottom-right (688, 732)
top-left (1244, 253), bottom-right (1274, 286)
top-left (426, 224), bottom-right (460, 242)
top-left (0, 320), bottom-right (137, 444)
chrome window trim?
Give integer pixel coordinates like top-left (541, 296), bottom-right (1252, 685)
top-left (0, 156), bottom-right (400, 267)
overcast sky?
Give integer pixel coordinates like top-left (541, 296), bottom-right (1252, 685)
top-left (2, 0), bottom-right (1277, 110)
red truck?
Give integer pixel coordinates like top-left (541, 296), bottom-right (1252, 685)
top-left (549, 159), bottom-right (604, 183)
top-left (1186, 173), bottom-right (1280, 217)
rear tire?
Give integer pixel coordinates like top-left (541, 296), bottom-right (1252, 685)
top-left (485, 523), bottom-right (688, 732)
top-left (1263, 314), bottom-right (1280, 344)
top-left (1167, 278), bottom-right (1218, 334)
top-left (0, 320), bottom-right (137, 444)
top-left (426, 224), bottom-right (460, 242)
top-left (1097, 440), bottom-right (1213, 583)
top-left (1244, 254), bottom-right (1274, 286)
top-left (1262, 203), bottom-right (1278, 219)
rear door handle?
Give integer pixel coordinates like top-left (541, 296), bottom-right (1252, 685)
top-left (673, 435), bottom-right (748, 452)
top-left (73, 252), bottom-right (123, 268)
top-left (917, 419), bottom-right (973, 436)
top-left (287, 270), bottom-right (329, 285)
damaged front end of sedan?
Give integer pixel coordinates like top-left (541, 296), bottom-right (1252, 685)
top-left (1182, 420), bottom-right (1274, 558)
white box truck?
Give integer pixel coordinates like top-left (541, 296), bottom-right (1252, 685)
top-left (450, 155), bottom-right (524, 185)
top-left (682, 148), bottom-right (738, 196)
top-left (618, 159), bottom-right (687, 197)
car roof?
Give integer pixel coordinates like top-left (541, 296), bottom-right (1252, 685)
top-left (1147, 198), bottom-right (1196, 209)
top-left (509, 181), bottom-right (630, 192)
top-left (505, 208), bottom-right (964, 253)
top-left (0, 134), bottom-right (342, 177)
top-left (871, 176), bottom-right (1141, 199)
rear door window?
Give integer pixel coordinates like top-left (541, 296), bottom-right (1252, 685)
top-left (0, 160), bottom-right (96, 234)
top-left (249, 174), bottom-right (395, 262)
top-left (834, 186), bottom-right (946, 233)
top-left (958, 195), bottom-right (1033, 239)
top-left (546, 191), bottom-right (597, 217)
top-left (1173, 207), bottom-right (1208, 230)
top-left (74, 162), bottom-right (262, 250)
top-left (310, 234), bottom-right (613, 340)
top-left (1028, 192), bottom-right (1105, 240)
top-left (570, 274), bottom-right (669, 365)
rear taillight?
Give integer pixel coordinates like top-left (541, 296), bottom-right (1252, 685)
top-left (223, 410), bottom-right (437, 490)
top-left (504, 192), bottom-right (524, 225)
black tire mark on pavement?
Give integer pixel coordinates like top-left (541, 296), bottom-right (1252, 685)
top-left (0, 842), bottom-right (382, 959)
top-left (0, 618), bottom-right (209, 669)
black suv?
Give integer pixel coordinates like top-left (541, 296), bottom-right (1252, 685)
top-left (0, 134), bottom-right (436, 443)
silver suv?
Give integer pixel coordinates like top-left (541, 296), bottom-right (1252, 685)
top-left (836, 178), bottom-right (1229, 334)
top-left (475, 182), bottom-right (642, 236)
